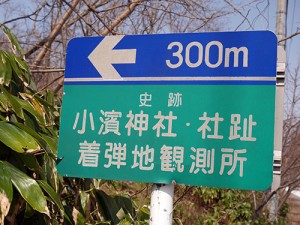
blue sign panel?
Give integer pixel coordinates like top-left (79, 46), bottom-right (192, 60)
top-left (64, 31), bottom-right (277, 84)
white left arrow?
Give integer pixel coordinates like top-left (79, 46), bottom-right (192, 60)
top-left (88, 35), bottom-right (136, 79)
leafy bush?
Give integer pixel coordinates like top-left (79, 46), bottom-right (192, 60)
top-left (0, 25), bottom-right (148, 225)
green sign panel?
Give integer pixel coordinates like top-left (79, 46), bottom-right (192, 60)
top-left (57, 31), bottom-right (277, 190)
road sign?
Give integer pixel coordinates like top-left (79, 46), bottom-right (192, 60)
top-left (57, 31), bottom-right (277, 190)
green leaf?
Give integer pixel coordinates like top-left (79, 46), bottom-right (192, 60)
top-left (0, 50), bottom-right (12, 85)
top-left (20, 93), bottom-right (46, 122)
top-left (0, 93), bottom-right (9, 111)
top-left (79, 191), bottom-right (89, 215)
top-left (24, 202), bottom-right (35, 218)
top-left (2, 51), bottom-right (23, 76)
top-left (6, 51), bottom-right (35, 90)
top-left (12, 122), bottom-right (50, 155)
top-left (0, 24), bottom-right (24, 58)
top-left (14, 56), bottom-right (31, 84)
top-left (118, 219), bottom-right (132, 225)
top-left (0, 86), bottom-right (24, 119)
top-left (94, 190), bottom-right (134, 225)
top-left (72, 207), bottom-right (85, 225)
top-left (40, 134), bottom-right (58, 155)
top-left (11, 122), bottom-right (58, 163)
top-left (0, 114), bottom-right (6, 121)
top-left (2, 51), bottom-right (32, 90)
top-left (0, 121), bottom-right (40, 153)
top-left (21, 153), bottom-right (41, 173)
top-left (0, 161), bottom-right (13, 223)
top-left (38, 180), bottom-right (73, 225)
top-left (37, 180), bottom-right (63, 211)
top-left (1, 161), bottom-right (49, 215)
top-left (45, 90), bottom-right (54, 105)
top-left (34, 95), bottom-right (56, 112)
top-left (15, 96), bottom-right (45, 124)
top-left (138, 205), bottom-right (150, 221)
top-left (23, 110), bottom-right (40, 131)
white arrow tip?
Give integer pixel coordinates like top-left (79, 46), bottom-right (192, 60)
top-left (88, 35), bottom-right (136, 80)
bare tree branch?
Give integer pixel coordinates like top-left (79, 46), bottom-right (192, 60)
top-left (3, 1), bottom-right (48, 25)
top-left (279, 28), bottom-right (300, 43)
top-left (31, 69), bottom-right (65, 73)
top-left (64, 0), bottom-right (101, 35)
top-left (31, 0), bottom-right (81, 68)
top-left (100, 0), bottom-right (146, 36)
top-left (223, 0), bottom-right (254, 30)
top-left (83, 0), bottom-right (118, 35)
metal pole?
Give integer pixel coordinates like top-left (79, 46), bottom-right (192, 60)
top-left (269, 0), bottom-right (287, 222)
top-left (276, 0), bottom-right (287, 49)
top-left (269, 46), bottom-right (286, 222)
top-left (150, 183), bottom-right (174, 225)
